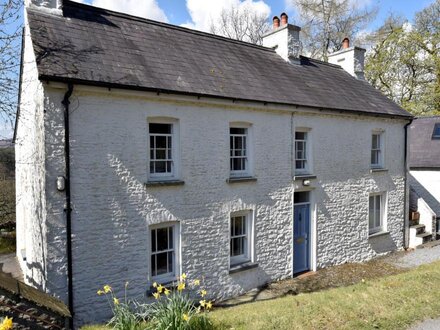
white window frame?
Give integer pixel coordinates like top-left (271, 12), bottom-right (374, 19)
top-left (295, 128), bottom-right (312, 175)
top-left (229, 123), bottom-right (253, 177)
top-left (229, 210), bottom-right (254, 267)
top-left (368, 193), bottom-right (386, 235)
top-left (148, 118), bottom-right (180, 181)
top-left (149, 222), bottom-right (180, 283)
top-left (371, 131), bottom-right (384, 169)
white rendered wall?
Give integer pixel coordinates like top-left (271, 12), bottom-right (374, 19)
top-left (409, 171), bottom-right (440, 217)
top-left (38, 85), bottom-right (407, 325)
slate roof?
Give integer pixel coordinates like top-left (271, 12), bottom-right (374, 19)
top-left (27, 0), bottom-right (412, 118)
top-left (409, 116), bottom-right (440, 168)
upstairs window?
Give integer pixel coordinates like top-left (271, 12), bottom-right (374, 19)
top-left (295, 131), bottom-right (309, 173)
top-left (433, 123), bottom-right (440, 139)
top-left (230, 127), bottom-right (249, 176)
top-left (371, 133), bottom-right (383, 168)
top-left (149, 121), bottom-right (178, 180)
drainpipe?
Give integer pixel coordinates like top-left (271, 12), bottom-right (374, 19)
top-left (61, 83), bottom-right (74, 329)
top-left (403, 118), bottom-right (413, 249)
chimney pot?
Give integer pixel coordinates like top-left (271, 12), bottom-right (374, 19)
top-left (273, 16), bottom-right (280, 29)
top-left (280, 12), bottom-right (288, 26)
top-left (342, 37), bottom-right (350, 49)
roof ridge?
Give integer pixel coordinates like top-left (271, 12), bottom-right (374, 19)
top-left (414, 115), bottom-right (440, 120)
top-left (63, 0), bottom-right (275, 53)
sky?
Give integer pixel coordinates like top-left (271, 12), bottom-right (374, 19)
top-left (0, 0), bottom-right (436, 139)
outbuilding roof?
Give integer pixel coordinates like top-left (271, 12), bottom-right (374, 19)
top-left (409, 116), bottom-right (440, 168)
top-left (27, 0), bottom-right (412, 118)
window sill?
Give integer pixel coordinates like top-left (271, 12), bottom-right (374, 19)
top-left (294, 174), bottom-right (317, 180)
top-left (229, 262), bottom-right (258, 274)
top-left (226, 177), bottom-right (257, 184)
top-left (145, 180), bottom-right (185, 187)
top-left (368, 230), bottom-right (389, 238)
top-left (370, 168), bottom-right (388, 173)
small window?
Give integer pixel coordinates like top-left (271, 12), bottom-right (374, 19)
top-left (295, 131), bottom-right (308, 173)
top-left (371, 133), bottom-right (383, 168)
top-left (433, 123), bottom-right (440, 139)
top-left (369, 194), bottom-right (385, 235)
top-left (149, 122), bottom-right (176, 179)
top-left (230, 127), bottom-right (249, 176)
top-left (230, 212), bottom-right (253, 266)
top-left (150, 223), bottom-right (179, 282)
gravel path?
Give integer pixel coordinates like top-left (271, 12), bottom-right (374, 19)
top-left (386, 242), bottom-right (440, 269)
top-left (409, 318), bottom-right (440, 330)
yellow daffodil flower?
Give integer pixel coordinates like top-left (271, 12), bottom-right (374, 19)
top-left (113, 297), bottom-right (119, 305)
top-left (200, 289), bottom-right (207, 297)
top-left (152, 282), bottom-right (158, 288)
top-left (206, 301), bottom-right (212, 310)
top-left (193, 279), bottom-right (200, 286)
top-left (180, 273), bottom-right (187, 281)
top-left (125, 281), bottom-right (129, 288)
top-left (103, 285), bottom-right (112, 293)
top-left (0, 317), bottom-right (13, 330)
top-left (182, 313), bottom-right (189, 322)
top-left (157, 284), bottom-right (164, 293)
top-left (177, 282), bottom-right (185, 291)
top-left (199, 300), bottom-right (206, 308)
top-left (164, 288), bottom-right (171, 296)
top-left (97, 290), bottom-right (104, 295)
top-left (153, 292), bottom-right (160, 299)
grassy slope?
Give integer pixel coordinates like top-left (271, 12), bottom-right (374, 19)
top-left (0, 235), bottom-right (15, 254)
top-left (212, 261), bottom-right (440, 330)
top-left (82, 261), bottom-right (440, 330)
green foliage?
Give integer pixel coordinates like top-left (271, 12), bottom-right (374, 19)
top-left (0, 179), bottom-right (15, 227)
top-left (0, 148), bottom-right (14, 179)
top-left (365, 1), bottom-right (440, 116)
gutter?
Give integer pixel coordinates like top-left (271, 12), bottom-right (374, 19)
top-left (61, 83), bottom-right (74, 329)
top-left (403, 118), bottom-right (414, 249)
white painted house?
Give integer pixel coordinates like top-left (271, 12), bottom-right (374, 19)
top-left (408, 116), bottom-right (440, 247)
top-left (15, 0), bottom-right (413, 326)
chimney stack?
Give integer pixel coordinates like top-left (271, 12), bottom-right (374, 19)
top-left (280, 13), bottom-right (288, 26)
top-left (263, 13), bottom-right (301, 65)
top-left (273, 16), bottom-right (280, 29)
top-left (328, 38), bottom-right (366, 80)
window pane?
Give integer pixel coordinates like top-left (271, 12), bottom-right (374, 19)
top-left (295, 132), bottom-right (305, 140)
top-left (296, 160), bottom-right (305, 169)
top-left (235, 136), bottom-right (242, 150)
top-left (156, 136), bottom-right (167, 148)
top-left (167, 251), bottom-right (173, 273)
top-left (234, 217), bottom-right (243, 235)
top-left (372, 134), bottom-right (378, 149)
top-left (230, 127), bottom-right (246, 135)
top-left (150, 123), bottom-right (172, 134)
top-left (151, 229), bottom-right (156, 252)
top-left (369, 197), bottom-right (374, 229)
top-left (156, 228), bottom-right (168, 251)
top-left (155, 161), bottom-right (166, 173)
top-left (375, 195), bottom-right (381, 228)
top-left (232, 237), bottom-right (243, 256)
top-left (168, 227), bottom-right (173, 249)
top-left (156, 150), bottom-right (166, 160)
top-left (294, 192), bottom-right (309, 204)
top-left (371, 150), bottom-right (378, 164)
top-left (156, 252), bottom-right (168, 275)
top-left (433, 123), bottom-right (440, 138)
top-left (151, 255), bottom-right (156, 277)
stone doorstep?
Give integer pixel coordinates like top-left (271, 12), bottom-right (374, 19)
top-left (416, 232), bottom-right (432, 239)
top-left (416, 239), bottom-right (440, 249)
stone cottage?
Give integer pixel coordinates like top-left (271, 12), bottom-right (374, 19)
top-left (408, 116), bottom-right (440, 247)
top-left (15, 0), bottom-right (413, 326)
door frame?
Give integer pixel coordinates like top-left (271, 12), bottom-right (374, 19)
top-left (293, 190), bottom-right (317, 275)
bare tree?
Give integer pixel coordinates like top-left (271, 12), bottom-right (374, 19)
top-left (209, 4), bottom-right (270, 45)
top-left (289, 0), bottom-right (377, 60)
top-left (0, 0), bottom-right (22, 136)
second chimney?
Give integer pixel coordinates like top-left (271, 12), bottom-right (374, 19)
top-left (263, 13), bottom-right (301, 64)
top-left (328, 38), bottom-right (366, 80)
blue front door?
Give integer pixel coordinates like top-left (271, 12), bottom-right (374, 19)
top-left (294, 204), bottom-right (310, 274)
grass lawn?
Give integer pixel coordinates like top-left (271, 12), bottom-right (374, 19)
top-left (82, 260), bottom-right (440, 330)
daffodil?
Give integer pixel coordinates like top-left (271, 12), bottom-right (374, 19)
top-left (97, 290), bottom-right (104, 295)
top-left (177, 282), bottom-right (185, 291)
top-left (113, 297), bottom-right (119, 305)
top-left (164, 288), bottom-right (171, 296)
top-left (0, 317), bottom-right (13, 330)
top-left (152, 282), bottom-right (158, 288)
top-left (182, 313), bottom-right (189, 322)
top-left (180, 273), bottom-right (187, 281)
top-left (157, 284), bottom-right (164, 293)
top-left (153, 292), bottom-right (160, 300)
top-left (200, 289), bottom-right (207, 297)
top-left (199, 300), bottom-right (206, 308)
top-left (206, 301), bottom-right (212, 310)
top-left (193, 279), bottom-right (200, 286)
top-left (125, 281), bottom-right (129, 288)
top-left (103, 285), bottom-right (112, 293)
